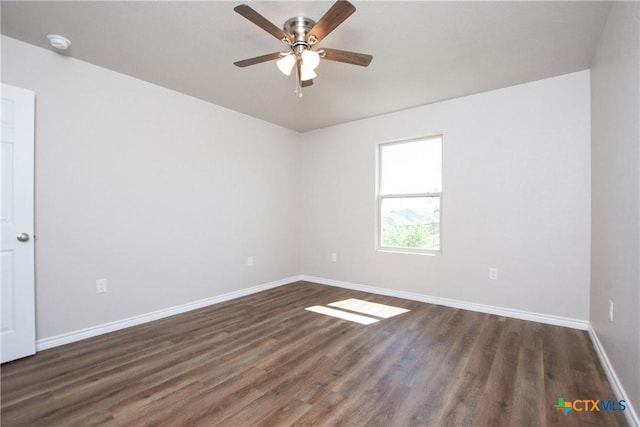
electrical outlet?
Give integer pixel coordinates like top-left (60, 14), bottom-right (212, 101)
top-left (96, 278), bottom-right (107, 294)
top-left (489, 268), bottom-right (498, 280)
top-left (608, 300), bottom-right (614, 322)
top-left (331, 253), bottom-right (338, 262)
top-left (247, 256), bottom-right (253, 267)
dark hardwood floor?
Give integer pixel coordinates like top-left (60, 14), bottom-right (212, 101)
top-left (1, 281), bottom-right (628, 426)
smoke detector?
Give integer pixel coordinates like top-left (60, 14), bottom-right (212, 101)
top-left (47, 34), bottom-right (71, 50)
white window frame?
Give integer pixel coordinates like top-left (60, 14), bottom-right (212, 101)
top-left (376, 135), bottom-right (442, 255)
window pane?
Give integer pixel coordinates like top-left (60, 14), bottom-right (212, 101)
top-left (380, 137), bottom-right (441, 194)
top-left (380, 197), bottom-right (440, 251)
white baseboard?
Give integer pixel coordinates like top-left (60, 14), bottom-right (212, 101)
top-left (36, 276), bottom-right (300, 351)
top-left (300, 275), bottom-right (589, 330)
top-left (588, 325), bottom-right (639, 426)
top-left (38, 274), bottom-right (588, 351)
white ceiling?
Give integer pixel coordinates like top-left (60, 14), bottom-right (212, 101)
top-left (1, 1), bottom-right (611, 132)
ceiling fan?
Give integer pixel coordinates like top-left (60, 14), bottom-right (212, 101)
top-left (233, 0), bottom-right (373, 96)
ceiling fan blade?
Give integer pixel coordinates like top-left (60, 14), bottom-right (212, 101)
top-left (320, 48), bottom-right (373, 67)
top-left (302, 79), bottom-right (314, 87)
top-left (234, 4), bottom-right (292, 43)
top-left (234, 52), bottom-right (282, 67)
top-left (306, 0), bottom-right (356, 45)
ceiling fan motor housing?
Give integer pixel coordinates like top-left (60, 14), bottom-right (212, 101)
top-left (284, 17), bottom-right (316, 52)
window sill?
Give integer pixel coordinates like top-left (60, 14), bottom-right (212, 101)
top-left (376, 248), bottom-right (440, 256)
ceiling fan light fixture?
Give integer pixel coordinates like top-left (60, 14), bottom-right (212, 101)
top-left (276, 54), bottom-right (296, 76)
top-left (300, 63), bottom-right (317, 81)
top-left (301, 49), bottom-right (320, 70)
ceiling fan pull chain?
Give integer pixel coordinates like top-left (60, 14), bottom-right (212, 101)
top-left (295, 60), bottom-right (303, 97)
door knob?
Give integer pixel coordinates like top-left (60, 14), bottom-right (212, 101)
top-left (17, 233), bottom-right (30, 242)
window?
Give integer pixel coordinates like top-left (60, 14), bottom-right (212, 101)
top-left (377, 135), bottom-right (442, 253)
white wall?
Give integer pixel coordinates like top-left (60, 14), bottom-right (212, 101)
top-left (1, 27), bottom-right (620, 350)
top-left (301, 71), bottom-right (591, 320)
top-left (1, 36), bottom-right (301, 339)
top-left (590, 1), bottom-right (640, 414)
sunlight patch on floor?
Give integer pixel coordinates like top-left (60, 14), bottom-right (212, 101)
top-left (305, 298), bottom-right (410, 325)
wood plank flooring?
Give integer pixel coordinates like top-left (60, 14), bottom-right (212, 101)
top-left (0, 281), bottom-right (628, 426)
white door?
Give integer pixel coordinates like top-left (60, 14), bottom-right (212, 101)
top-left (1, 83), bottom-right (36, 363)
